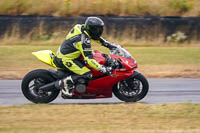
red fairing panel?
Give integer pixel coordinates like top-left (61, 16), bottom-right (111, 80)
top-left (76, 49), bottom-right (137, 98)
top-left (93, 50), bottom-right (106, 65)
top-left (86, 69), bottom-right (134, 97)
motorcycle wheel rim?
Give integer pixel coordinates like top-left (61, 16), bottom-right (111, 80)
top-left (117, 78), bottom-right (143, 97)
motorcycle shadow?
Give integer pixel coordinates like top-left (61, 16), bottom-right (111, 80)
top-left (49, 101), bottom-right (147, 105)
top-left (49, 102), bottom-right (123, 105)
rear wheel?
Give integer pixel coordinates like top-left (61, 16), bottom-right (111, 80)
top-left (21, 69), bottom-right (60, 103)
top-left (113, 73), bottom-right (149, 102)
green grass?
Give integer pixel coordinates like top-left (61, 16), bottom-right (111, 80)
top-left (131, 47), bottom-right (200, 65)
top-left (0, 103), bottom-right (200, 133)
top-left (0, 45), bottom-right (200, 79)
top-left (0, 45), bottom-right (58, 69)
top-left (0, 45), bottom-right (199, 68)
top-left (0, 0), bottom-right (200, 17)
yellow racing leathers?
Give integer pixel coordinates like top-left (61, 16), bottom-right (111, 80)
top-left (55, 24), bottom-right (102, 76)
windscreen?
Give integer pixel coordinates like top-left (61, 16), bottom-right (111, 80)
top-left (110, 45), bottom-right (131, 59)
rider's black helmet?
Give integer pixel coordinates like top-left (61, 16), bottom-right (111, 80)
top-left (84, 17), bottom-right (104, 40)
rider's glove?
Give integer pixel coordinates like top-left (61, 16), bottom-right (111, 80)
top-left (106, 67), bottom-right (113, 75)
top-left (111, 58), bottom-right (119, 69)
top-left (98, 66), bottom-right (112, 75)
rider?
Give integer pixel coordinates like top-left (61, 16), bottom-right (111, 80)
top-left (54, 16), bottom-right (116, 97)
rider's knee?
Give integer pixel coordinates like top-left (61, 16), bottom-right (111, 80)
top-left (82, 71), bottom-right (93, 80)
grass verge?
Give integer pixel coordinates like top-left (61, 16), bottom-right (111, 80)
top-left (0, 0), bottom-right (200, 17)
top-left (0, 103), bottom-right (200, 133)
top-left (0, 45), bottom-right (200, 79)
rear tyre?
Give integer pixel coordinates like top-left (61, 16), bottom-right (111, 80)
top-left (113, 73), bottom-right (149, 102)
top-left (21, 69), bottom-right (60, 104)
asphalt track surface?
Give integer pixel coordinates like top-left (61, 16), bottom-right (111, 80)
top-left (0, 78), bottom-right (200, 106)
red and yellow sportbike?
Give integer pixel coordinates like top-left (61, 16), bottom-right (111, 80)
top-left (21, 44), bottom-right (149, 103)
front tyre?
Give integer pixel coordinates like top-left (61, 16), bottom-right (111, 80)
top-left (113, 73), bottom-right (149, 102)
top-left (21, 69), bottom-right (60, 104)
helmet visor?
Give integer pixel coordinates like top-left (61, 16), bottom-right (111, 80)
top-left (89, 25), bottom-right (103, 40)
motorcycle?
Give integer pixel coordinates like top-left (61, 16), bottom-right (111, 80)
top-left (21, 44), bottom-right (149, 103)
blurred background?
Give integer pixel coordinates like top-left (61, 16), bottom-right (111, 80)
top-left (1, 1), bottom-right (200, 133)
top-left (0, 0), bottom-right (200, 79)
top-left (0, 0), bottom-right (200, 45)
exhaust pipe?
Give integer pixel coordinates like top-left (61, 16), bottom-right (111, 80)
top-left (39, 81), bottom-right (58, 91)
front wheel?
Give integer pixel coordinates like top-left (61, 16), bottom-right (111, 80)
top-left (21, 69), bottom-right (60, 104)
top-left (113, 73), bottom-right (149, 102)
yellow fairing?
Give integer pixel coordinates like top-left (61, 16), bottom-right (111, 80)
top-left (32, 50), bottom-right (57, 68)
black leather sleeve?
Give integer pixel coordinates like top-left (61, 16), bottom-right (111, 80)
top-left (99, 37), bottom-right (117, 50)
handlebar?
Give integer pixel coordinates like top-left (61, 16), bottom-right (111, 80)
top-left (102, 53), bottom-right (122, 76)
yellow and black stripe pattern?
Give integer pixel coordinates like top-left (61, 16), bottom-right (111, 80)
top-left (56, 24), bottom-right (101, 75)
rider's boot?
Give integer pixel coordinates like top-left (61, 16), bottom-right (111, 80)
top-left (56, 76), bottom-right (74, 97)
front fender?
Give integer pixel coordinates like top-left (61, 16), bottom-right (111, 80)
top-left (127, 71), bottom-right (140, 80)
top-left (132, 71), bottom-right (140, 77)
